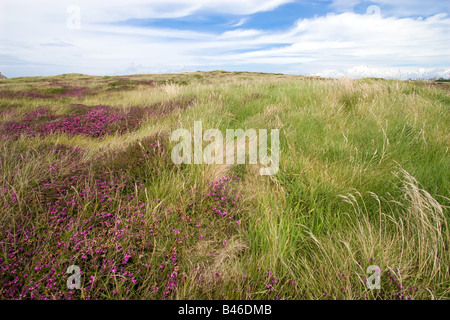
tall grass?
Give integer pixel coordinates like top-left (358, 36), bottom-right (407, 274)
top-left (0, 72), bottom-right (448, 299)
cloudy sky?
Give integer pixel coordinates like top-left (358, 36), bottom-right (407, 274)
top-left (0, 0), bottom-right (449, 79)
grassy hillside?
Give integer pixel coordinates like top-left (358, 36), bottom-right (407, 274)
top-left (0, 71), bottom-right (448, 300)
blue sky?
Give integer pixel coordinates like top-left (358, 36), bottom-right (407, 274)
top-left (0, 0), bottom-right (449, 78)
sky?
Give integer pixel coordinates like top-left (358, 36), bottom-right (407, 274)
top-left (0, 0), bottom-right (449, 79)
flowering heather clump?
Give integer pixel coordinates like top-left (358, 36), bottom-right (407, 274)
top-left (263, 270), bottom-right (280, 292)
top-left (0, 99), bottom-right (195, 139)
top-left (383, 269), bottom-right (416, 300)
top-left (0, 107), bottom-right (56, 139)
top-left (0, 134), bottom-right (181, 299)
top-left (1, 105), bottom-right (124, 138)
top-left (44, 105), bottom-right (129, 137)
top-left (0, 128), bottom-right (252, 300)
top-left (204, 176), bottom-right (243, 219)
top-left (0, 132), bottom-right (246, 300)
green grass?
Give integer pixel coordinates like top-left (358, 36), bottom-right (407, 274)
top-left (0, 72), bottom-right (448, 300)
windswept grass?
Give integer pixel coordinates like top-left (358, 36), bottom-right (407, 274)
top-left (0, 72), bottom-right (448, 300)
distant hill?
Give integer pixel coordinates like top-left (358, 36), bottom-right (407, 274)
top-left (0, 72), bottom-right (7, 79)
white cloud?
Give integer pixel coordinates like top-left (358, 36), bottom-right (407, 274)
top-left (0, 1), bottom-right (449, 79)
top-left (311, 66), bottom-right (450, 79)
top-left (220, 29), bottom-right (262, 38)
top-left (231, 18), bottom-right (248, 27)
top-left (329, 0), bottom-right (450, 17)
top-left (198, 12), bottom-right (450, 78)
top-left (1, 0), bottom-right (293, 22)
